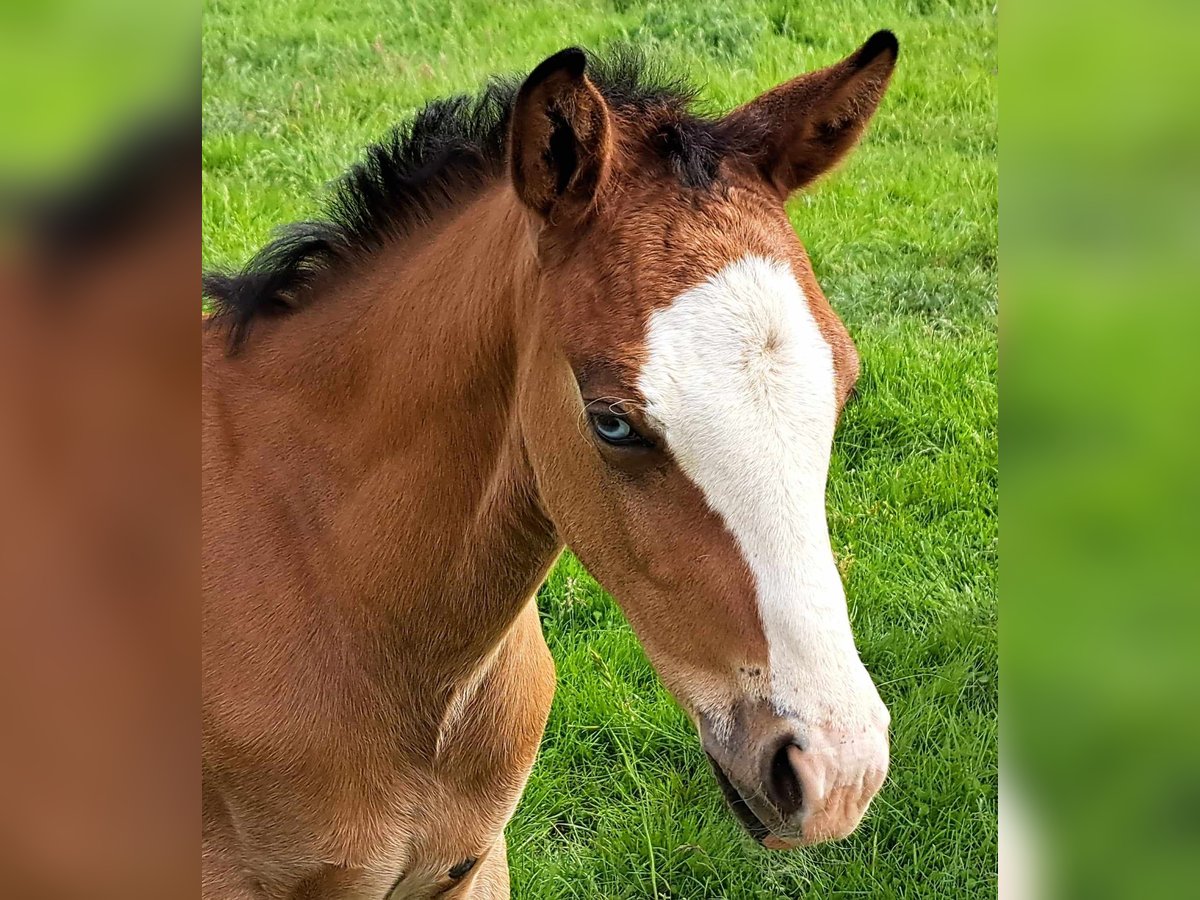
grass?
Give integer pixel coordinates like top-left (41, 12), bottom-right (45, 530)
top-left (203, 1), bottom-right (997, 897)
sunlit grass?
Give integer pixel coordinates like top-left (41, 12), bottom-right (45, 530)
top-left (203, 1), bottom-right (997, 896)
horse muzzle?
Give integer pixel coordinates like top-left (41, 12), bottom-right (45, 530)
top-left (699, 700), bottom-right (889, 849)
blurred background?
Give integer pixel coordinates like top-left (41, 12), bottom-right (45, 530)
top-left (0, 0), bottom-right (1195, 897)
top-left (1003, 1), bottom-right (1200, 897)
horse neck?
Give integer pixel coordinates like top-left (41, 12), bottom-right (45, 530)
top-left (234, 184), bottom-right (560, 728)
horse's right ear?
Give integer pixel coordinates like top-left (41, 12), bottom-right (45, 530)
top-left (509, 48), bottom-right (613, 221)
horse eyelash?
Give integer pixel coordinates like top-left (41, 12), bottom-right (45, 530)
top-left (584, 395), bottom-right (643, 416)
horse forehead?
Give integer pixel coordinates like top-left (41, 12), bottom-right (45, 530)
top-left (635, 254), bottom-right (837, 429)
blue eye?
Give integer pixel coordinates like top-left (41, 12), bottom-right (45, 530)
top-left (591, 413), bottom-right (641, 445)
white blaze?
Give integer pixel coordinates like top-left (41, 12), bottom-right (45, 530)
top-left (637, 255), bottom-right (881, 737)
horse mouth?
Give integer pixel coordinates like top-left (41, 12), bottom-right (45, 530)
top-left (705, 752), bottom-right (772, 844)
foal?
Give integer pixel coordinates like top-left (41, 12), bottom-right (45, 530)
top-left (204, 33), bottom-right (898, 899)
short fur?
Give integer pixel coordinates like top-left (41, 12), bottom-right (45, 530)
top-left (203, 34), bottom-right (897, 899)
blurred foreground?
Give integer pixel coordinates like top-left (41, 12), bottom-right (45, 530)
top-left (0, 2), bottom-right (196, 898)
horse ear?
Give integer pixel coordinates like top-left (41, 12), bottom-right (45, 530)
top-left (725, 30), bottom-right (899, 199)
top-left (509, 47), bottom-right (613, 220)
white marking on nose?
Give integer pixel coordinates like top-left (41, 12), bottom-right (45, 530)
top-left (636, 255), bottom-right (881, 735)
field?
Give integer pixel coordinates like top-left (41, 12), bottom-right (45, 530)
top-left (202, 1), bottom-right (997, 897)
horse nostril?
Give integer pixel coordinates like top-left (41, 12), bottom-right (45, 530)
top-left (766, 741), bottom-right (804, 817)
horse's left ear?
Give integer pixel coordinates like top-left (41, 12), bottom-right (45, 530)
top-left (509, 47), bottom-right (613, 221)
top-left (725, 30), bottom-right (899, 199)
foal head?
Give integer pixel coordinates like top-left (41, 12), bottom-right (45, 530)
top-left (510, 34), bottom-right (899, 849)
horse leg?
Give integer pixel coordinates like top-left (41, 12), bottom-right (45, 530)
top-left (202, 836), bottom-right (265, 900)
top-left (203, 783), bottom-right (266, 900)
top-left (463, 837), bottom-right (510, 900)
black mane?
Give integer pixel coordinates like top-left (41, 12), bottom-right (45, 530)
top-left (203, 49), bottom-right (730, 350)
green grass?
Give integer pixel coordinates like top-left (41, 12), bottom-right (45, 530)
top-left (203, 1), bottom-right (997, 897)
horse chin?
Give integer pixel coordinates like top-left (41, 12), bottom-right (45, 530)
top-left (760, 834), bottom-right (804, 851)
top-left (704, 752), bottom-right (776, 847)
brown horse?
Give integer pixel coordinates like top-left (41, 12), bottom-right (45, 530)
top-left (203, 33), bottom-right (899, 899)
